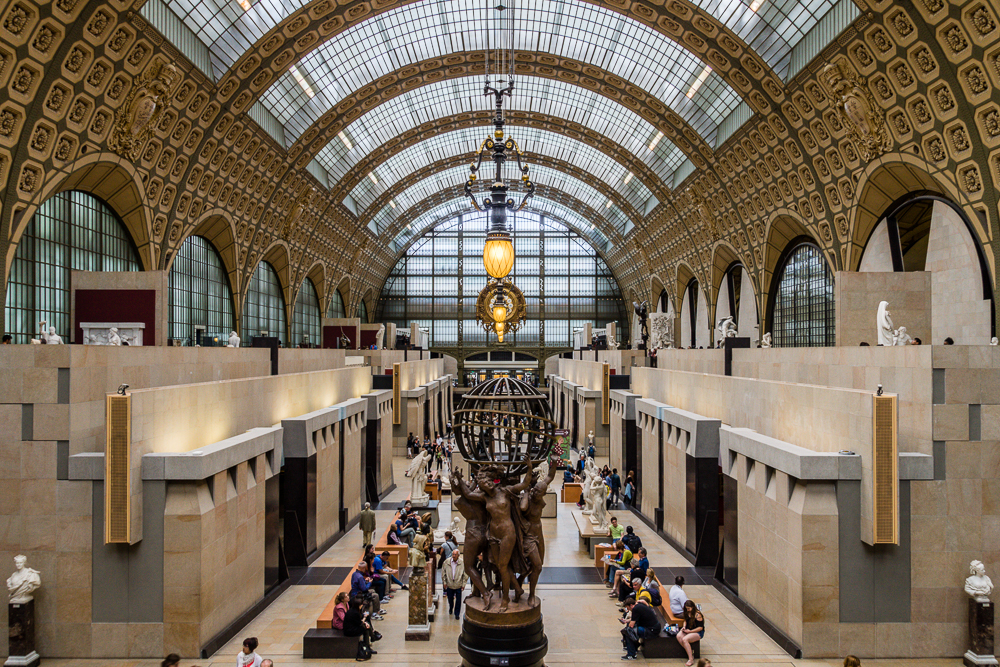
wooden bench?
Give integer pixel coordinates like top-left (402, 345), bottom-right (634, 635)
top-left (639, 573), bottom-right (700, 660)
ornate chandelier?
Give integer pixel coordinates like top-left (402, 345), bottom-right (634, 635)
top-left (476, 277), bottom-right (525, 344)
top-left (464, 1), bottom-right (534, 283)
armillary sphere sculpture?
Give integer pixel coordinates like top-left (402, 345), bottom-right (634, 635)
top-left (451, 377), bottom-right (556, 667)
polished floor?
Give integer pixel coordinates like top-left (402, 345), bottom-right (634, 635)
top-left (46, 457), bottom-right (961, 666)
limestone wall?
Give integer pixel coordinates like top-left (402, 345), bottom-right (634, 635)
top-left (277, 348), bottom-right (346, 374)
top-left (315, 422), bottom-right (342, 550)
top-left (652, 348), bottom-right (725, 375)
top-left (342, 414), bottom-right (364, 527)
top-left (834, 271), bottom-right (932, 347)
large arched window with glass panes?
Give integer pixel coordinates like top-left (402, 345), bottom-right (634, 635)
top-left (292, 279), bottom-right (321, 347)
top-left (168, 235), bottom-right (235, 346)
top-left (357, 299), bottom-right (368, 323)
top-left (771, 242), bottom-right (835, 347)
top-left (5, 190), bottom-right (140, 343)
top-left (327, 288), bottom-right (346, 318)
top-left (242, 261), bottom-right (287, 345)
top-left (375, 210), bottom-right (627, 349)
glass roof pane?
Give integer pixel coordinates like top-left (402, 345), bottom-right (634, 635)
top-left (317, 75), bottom-right (681, 194)
top-left (344, 126), bottom-right (658, 213)
top-left (391, 194), bottom-right (609, 252)
top-left (365, 164), bottom-right (632, 237)
top-left (259, 0), bottom-right (741, 146)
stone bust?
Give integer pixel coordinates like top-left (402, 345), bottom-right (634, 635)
top-left (7, 555), bottom-right (41, 604)
top-left (966, 560), bottom-right (994, 603)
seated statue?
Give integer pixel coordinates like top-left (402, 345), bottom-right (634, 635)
top-left (228, 331), bottom-right (240, 348)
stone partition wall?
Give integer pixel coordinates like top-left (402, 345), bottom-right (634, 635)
top-left (652, 348), bottom-right (725, 374)
top-left (277, 349), bottom-right (346, 374)
top-left (637, 405), bottom-right (662, 524)
top-left (364, 390), bottom-right (395, 496)
top-left (70, 270), bottom-right (170, 346)
top-left (834, 271), bottom-right (932, 347)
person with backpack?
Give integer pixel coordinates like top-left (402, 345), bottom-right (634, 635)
top-left (622, 526), bottom-right (642, 552)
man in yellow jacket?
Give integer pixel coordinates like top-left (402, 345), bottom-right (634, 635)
top-left (441, 547), bottom-right (469, 619)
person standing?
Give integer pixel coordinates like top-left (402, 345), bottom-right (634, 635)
top-left (237, 637), bottom-right (263, 667)
top-left (441, 547), bottom-right (468, 619)
top-left (359, 502), bottom-right (376, 547)
top-left (609, 468), bottom-right (622, 507)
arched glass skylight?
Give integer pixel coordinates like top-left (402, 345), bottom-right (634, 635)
top-left (365, 165), bottom-right (631, 239)
top-left (154, 0), bottom-right (844, 85)
top-left (346, 126), bottom-right (657, 213)
top-left (318, 76), bottom-right (684, 189)
top-left (259, 1), bottom-right (741, 146)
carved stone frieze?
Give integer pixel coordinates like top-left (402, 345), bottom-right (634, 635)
top-left (820, 58), bottom-right (892, 161)
top-left (108, 58), bottom-right (179, 161)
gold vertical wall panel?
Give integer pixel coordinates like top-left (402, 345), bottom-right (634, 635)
top-left (105, 393), bottom-right (132, 544)
top-left (393, 363), bottom-right (401, 425)
top-left (602, 363), bottom-right (610, 425)
top-left (872, 394), bottom-right (898, 545)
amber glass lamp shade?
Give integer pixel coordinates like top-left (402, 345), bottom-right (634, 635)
top-left (483, 232), bottom-right (515, 279)
top-left (492, 302), bottom-right (508, 324)
top-left (494, 319), bottom-right (506, 342)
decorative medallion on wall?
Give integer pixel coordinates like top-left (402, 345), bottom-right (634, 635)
top-left (820, 58), bottom-right (892, 162)
top-left (109, 59), bottom-right (179, 161)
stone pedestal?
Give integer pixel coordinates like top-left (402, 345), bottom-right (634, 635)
top-left (6, 600), bottom-right (40, 667)
top-left (458, 596), bottom-right (547, 667)
top-left (405, 568), bottom-right (430, 641)
top-left (966, 599), bottom-right (999, 666)
top-left (541, 491), bottom-right (558, 518)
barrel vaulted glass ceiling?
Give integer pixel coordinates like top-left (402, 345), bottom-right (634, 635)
top-left (317, 76), bottom-right (684, 194)
top-left (260, 2), bottom-right (738, 146)
top-left (365, 164), bottom-right (631, 238)
top-left (346, 127), bottom-right (656, 213)
top-left (157, 0), bottom-right (845, 85)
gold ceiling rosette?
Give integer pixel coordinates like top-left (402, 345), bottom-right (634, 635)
top-left (476, 277), bottom-right (525, 344)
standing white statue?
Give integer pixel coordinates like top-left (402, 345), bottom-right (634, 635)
top-left (607, 332), bottom-right (619, 350)
top-left (893, 326), bottom-right (912, 346)
top-left (375, 324), bottom-right (385, 350)
top-left (7, 555), bottom-right (41, 604)
top-left (108, 328), bottom-right (122, 346)
top-left (966, 560), bottom-right (994, 603)
top-left (406, 450), bottom-right (432, 506)
top-left (228, 331), bottom-right (240, 348)
top-left (761, 332), bottom-right (772, 348)
top-left (992, 337), bottom-right (998, 346)
top-left (38, 321), bottom-right (63, 345)
top-left (589, 474), bottom-right (609, 529)
top-left (581, 459), bottom-right (596, 514)
top-left (876, 301), bottom-right (894, 346)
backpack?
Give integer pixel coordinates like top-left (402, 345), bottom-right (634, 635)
top-left (648, 586), bottom-right (662, 607)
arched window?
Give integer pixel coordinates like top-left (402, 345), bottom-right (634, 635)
top-left (327, 288), bottom-right (346, 318)
top-left (292, 278), bottom-right (321, 347)
top-left (168, 235), bottom-right (235, 345)
top-left (5, 190), bottom-right (140, 343)
top-left (772, 243), bottom-right (835, 347)
top-left (242, 261), bottom-right (287, 344)
top-left (357, 299), bottom-right (369, 323)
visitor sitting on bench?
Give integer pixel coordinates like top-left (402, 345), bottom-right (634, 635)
top-left (670, 576), bottom-right (689, 616)
top-left (374, 551), bottom-right (407, 592)
top-left (677, 599), bottom-right (706, 666)
top-left (620, 597), bottom-right (661, 660)
top-left (605, 540), bottom-right (633, 586)
top-left (343, 596), bottom-right (379, 661)
top-left (350, 562), bottom-right (384, 620)
top-left (610, 547), bottom-right (647, 601)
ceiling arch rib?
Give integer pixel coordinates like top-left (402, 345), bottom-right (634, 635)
top-left (349, 126), bottom-right (655, 214)
top-left (259, 2), bottom-right (741, 148)
top-left (362, 165), bottom-right (636, 241)
top-left (320, 75), bottom-right (685, 191)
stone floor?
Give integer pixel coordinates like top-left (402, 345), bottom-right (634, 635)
top-left (44, 457), bottom-right (963, 666)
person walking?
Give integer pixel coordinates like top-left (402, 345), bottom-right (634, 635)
top-left (441, 547), bottom-right (468, 619)
top-left (609, 468), bottom-right (622, 507)
top-left (359, 502), bottom-right (376, 547)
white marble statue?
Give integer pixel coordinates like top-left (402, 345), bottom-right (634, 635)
top-left (761, 332), bottom-right (772, 348)
top-left (876, 301), bottom-right (894, 346)
top-left (581, 458), bottom-right (597, 514)
top-left (7, 555), bottom-right (41, 604)
top-left (434, 516), bottom-right (465, 543)
top-left (228, 331), bottom-right (240, 348)
top-left (375, 324), bottom-right (385, 350)
top-left (587, 430), bottom-right (595, 450)
top-left (537, 458), bottom-right (550, 486)
top-left (38, 321), bottom-right (63, 345)
top-left (966, 560), bottom-right (994, 603)
top-left (108, 327), bottom-right (122, 346)
top-left (649, 312), bottom-right (673, 350)
top-left (607, 332), bottom-right (619, 350)
top-left (992, 337), bottom-right (998, 346)
top-left (717, 316), bottom-right (737, 342)
top-left (590, 476), bottom-right (609, 530)
top-left (893, 326), bottom-right (912, 346)
top-left (407, 450), bottom-right (432, 506)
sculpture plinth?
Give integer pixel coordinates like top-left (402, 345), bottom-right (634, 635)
top-left (459, 597), bottom-right (546, 667)
top-left (405, 567), bottom-right (430, 642)
top-left (966, 600), bottom-right (998, 667)
top-left (5, 600), bottom-right (39, 667)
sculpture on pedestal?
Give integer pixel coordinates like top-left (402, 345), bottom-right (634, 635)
top-left (966, 561), bottom-right (994, 603)
top-left (407, 450), bottom-right (432, 506)
top-left (632, 301), bottom-right (649, 350)
top-left (717, 316), bottom-right (737, 341)
top-left (434, 516), bottom-right (465, 543)
top-left (580, 458), bottom-right (596, 515)
top-left (589, 475), bottom-right (609, 530)
top-left (7, 556), bottom-right (40, 604)
top-left (649, 312), bottom-right (673, 350)
top-left (607, 332), bottom-right (619, 350)
top-left (37, 322), bottom-right (62, 345)
top-left (992, 338), bottom-right (998, 346)
top-left (450, 377), bottom-right (556, 667)
top-left (375, 324), bottom-right (385, 350)
top-left (228, 331), bottom-right (241, 348)
top-left (893, 326), bottom-right (912, 346)
top-left (761, 332), bottom-right (772, 348)
top-left (876, 301), bottom-right (894, 347)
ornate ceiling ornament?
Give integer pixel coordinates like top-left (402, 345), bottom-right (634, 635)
top-left (820, 58), bottom-right (892, 162)
top-left (109, 59), bottom-right (179, 161)
top-left (476, 277), bottom-right (526, 344)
